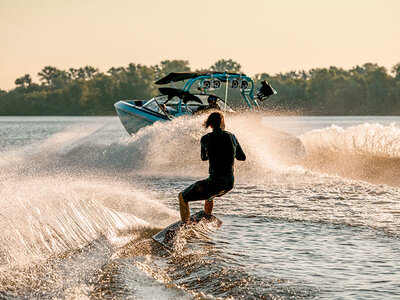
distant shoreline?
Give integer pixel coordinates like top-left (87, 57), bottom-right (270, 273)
top-left (1, 59), bottom-right (399, 116)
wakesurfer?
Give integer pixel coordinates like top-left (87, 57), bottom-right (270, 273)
top-left (178, 112), bottom-right (246, 223)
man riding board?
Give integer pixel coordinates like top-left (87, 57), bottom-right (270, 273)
top-left (178, 112), bottom-right (246, 223)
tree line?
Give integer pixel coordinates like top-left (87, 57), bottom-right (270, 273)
top-left (0, 59), bottom-right (399, 115)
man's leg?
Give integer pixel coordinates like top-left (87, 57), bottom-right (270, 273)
top-left (179, 192), bottom-right (190, 223)
top-left (204, 199), bottom-right (214, 215)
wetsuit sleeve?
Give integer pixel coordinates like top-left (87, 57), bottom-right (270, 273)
top-left (233, 135), bottom-right (246, 161)
top-left (200, 135), bottom-right (209, 161)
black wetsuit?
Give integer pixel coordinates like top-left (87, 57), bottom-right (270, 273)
top-left (181, 128), bottom-right (246, 202)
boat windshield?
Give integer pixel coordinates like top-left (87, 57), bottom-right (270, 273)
top-left (142, 96), bottom-right (185, 117)
top-left (144, 95), bottom-right (181, 105)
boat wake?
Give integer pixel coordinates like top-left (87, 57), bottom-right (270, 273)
top-left (301, 122), bottom-right (400, 186)
top-left (1, 116), bottom-right (399, 266)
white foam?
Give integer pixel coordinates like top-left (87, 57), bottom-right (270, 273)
top-left (0, 177), bottom-right (176, 269)
top-left (301, 122), bottom-right (400, 159)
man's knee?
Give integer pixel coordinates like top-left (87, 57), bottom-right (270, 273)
top-left (179, 192), bottom-right (187, 204)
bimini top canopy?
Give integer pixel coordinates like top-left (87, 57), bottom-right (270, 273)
top-left (155, 71), bottom-right (273, 110)
top-left (158, 87), bottom-right (202, 104)
top-left (155, 72), bottom-right (247, 85)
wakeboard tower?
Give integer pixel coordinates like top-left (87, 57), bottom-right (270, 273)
top-left (152, 210), bottom-right (222, 249)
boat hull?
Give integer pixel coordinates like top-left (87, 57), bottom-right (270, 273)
top-left (114, 100), bottom-right (169, 135)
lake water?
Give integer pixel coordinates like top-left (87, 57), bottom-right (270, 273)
top-left (0, 114), bottom-right (400, 299)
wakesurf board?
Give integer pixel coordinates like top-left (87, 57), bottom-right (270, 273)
top-left (152, 210), bottom-right (222, 249)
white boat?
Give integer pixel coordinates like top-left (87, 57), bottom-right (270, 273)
top-left (114, 72), bottom-right (275, 135)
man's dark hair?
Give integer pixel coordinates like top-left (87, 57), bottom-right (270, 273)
top-left (204, 112), bottom-right (224, 129)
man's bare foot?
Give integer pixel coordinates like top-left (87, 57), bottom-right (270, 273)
top-left (179, 192), bottom-right (190, 223)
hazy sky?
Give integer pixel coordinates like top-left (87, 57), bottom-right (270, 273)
top-left (0, 0), bottom-right (399, 90)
